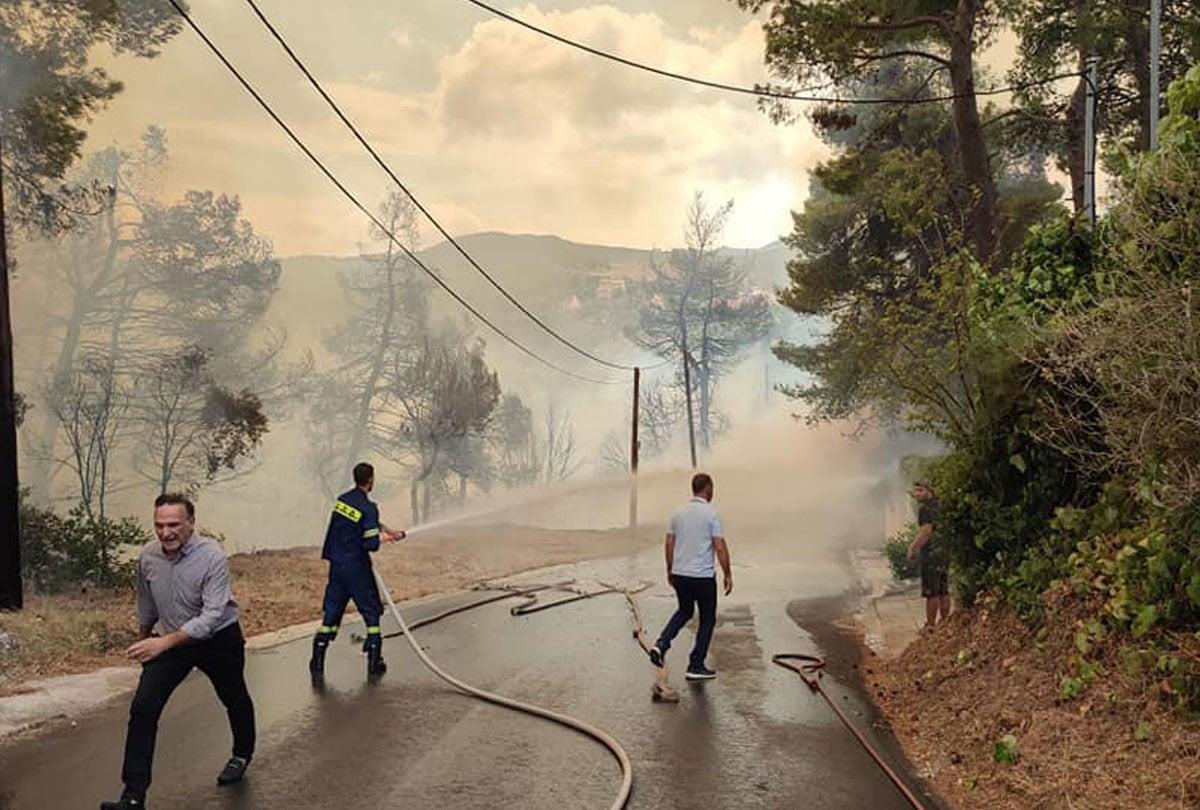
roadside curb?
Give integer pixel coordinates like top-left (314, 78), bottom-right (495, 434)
top-left (0, 586), bottom-right (470, 742)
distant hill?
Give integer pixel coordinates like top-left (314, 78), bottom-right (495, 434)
top-left (279, 231), bottom-right (793, 316)
top-left (272, 232), bottom-right (797, 368)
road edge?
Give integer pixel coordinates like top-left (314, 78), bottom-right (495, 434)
top-left (0, 586), bottom-right (470, 742)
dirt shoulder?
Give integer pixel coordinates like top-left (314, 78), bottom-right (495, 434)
top-left (0, 523), bottom-right (652, 693)
top-left (855, 563), bottom-right (1200, 809)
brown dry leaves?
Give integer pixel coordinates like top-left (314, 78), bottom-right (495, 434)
top-left (867, 599), bottom-right (1200, 809)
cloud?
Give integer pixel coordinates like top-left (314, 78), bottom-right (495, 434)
top-left (83, 2), bottom-right (822, 254)
top-left (389, 26), bottom-right (412, 49)
top-left (411, 4), bottom-right (822, 247)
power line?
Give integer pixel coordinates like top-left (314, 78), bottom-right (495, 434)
top-left (460, 0), bottom-right (1084, 105)
top-left (163, 0), bottom-right (625, 386)
top-left (240, 0), bottom-right (643, 374)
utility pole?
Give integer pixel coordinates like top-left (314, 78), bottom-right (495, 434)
top-left (1150, 0), bottom-right (1161, 150)
top-left (1084, 56), bottom-right (1099, 227)
top-left (0, 134), bottom-right (24, 610)
top-left (681, 346), bottom-right (697, 469)
top-left (628, 366), bottom-right (639, 534)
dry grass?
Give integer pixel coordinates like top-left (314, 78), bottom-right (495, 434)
top-left (0, 523), bottom-right (652, 692)
top-left (865, 593), bottom-right (1200, 809)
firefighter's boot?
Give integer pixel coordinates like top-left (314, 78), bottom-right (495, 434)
top-left (309, 636), bottom-right (329, 677)
top-left (366, 644), bottom-right (387, 681)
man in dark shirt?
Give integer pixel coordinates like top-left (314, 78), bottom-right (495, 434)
top-left (906, 481), bottom-right (950, 629)
top-left (308, 462), bottom-right (404, 682)
top-left (100, 493), bottom-right (255, 810)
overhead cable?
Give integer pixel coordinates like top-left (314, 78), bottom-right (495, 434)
top-left (242, 0), bottom-right (655, 374)
top-left (163, 0), bottom-right (627, 386)
top-left (460, 0), bottom-right (1083, 105)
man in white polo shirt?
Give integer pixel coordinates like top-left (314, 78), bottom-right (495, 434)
top-left (648, 472), bottom-right (732, 680)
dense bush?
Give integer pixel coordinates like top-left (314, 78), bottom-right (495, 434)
top-left (883, 523), bottom-right (919, 581)
top-left (901, 66), bottom-right (1200, 708)
top-left (19, 491), bottom-right (147, 592)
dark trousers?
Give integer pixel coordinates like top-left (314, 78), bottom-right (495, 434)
top-left (655, 575), bottom-right (718, 670)
top-left (121, 623), bottom-right (255, 799)
top-left (317, 562), bottom-right (384, 650)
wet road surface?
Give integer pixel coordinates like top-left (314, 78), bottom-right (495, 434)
top-left (0, 537), bottom-right (930, 809)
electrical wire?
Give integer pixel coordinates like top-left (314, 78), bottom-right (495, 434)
top-left (242, 0), bottom-right (653, 374)
top-left (163, 0), bottom-right (626, 386)
top-left (460, 0), bottom-right (1083, 105)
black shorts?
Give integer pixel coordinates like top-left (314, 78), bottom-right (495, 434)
top-left (920, 556), bottom-right (949, 598)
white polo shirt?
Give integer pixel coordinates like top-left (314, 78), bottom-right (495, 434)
top-left (669, 497), bottom-right (725, 578)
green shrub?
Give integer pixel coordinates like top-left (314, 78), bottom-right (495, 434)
top-left (883, 523), bottom-right (919, 581)
top-left (19, 491), bottom-right (147, 592)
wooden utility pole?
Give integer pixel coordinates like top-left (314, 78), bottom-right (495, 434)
top-left (1084, 57), bottom-right (1099, 227)
top-left (628, 366), bottom-right (639, 533)
top-left (0, 134), bottom-right (24, 610)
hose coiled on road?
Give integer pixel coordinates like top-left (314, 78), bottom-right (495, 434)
top-left (372, 568), bottom-right (634, 810)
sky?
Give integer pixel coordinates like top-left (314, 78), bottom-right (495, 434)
top-left (84, 0), bottom-right (829, 256)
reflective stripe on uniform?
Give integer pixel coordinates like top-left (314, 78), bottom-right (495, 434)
top-left (318, 625), bottom-right (339, 634)
top-left (366, 626), bottom-right (381, 635)
top-left (363, 527), bottom-right (380, 539)
top-left (333, 500), bottom-right (362, 522)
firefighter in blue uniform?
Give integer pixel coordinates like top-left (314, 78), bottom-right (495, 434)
top-left (308, 462), bottom-right (404, 682)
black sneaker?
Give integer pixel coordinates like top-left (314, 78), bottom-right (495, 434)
top-left (648, 646), bottom-right (664, 668)
top-left (217, 756), bottom-right (250, 786)
top-left (100, 797), bottom-right (144, 809)
top-left (685, 665), bottom-right (717, 680)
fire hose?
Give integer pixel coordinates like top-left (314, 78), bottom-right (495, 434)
top-left (353, 580), bottom-right (576, 642)
top-left (772, 653), bottom-right (929, 810)
top-left (371, 568), bottom-right (633, 810)
top-left (359, 568), bottom-right (924, 810)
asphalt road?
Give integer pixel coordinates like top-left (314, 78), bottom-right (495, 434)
top-left (0, 537), bottom-right (930, 810)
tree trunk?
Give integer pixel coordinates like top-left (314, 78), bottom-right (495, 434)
top-left (345, 242), bottom-right (400, 469)
top-left (1124, 2), bottom-right (1153, 151)
top-left (680, 335), bottom-right (697, 469)
top-left (949, 0), bottom-right (998, 263)
top-left (409, 478), bottom-right (420, 526)
top-left (30, 192), bottom-right (124, 496)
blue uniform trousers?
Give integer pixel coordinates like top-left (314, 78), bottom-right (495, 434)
top-left (316, 561), bottom-right (384, 650)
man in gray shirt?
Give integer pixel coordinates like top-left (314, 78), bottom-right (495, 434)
top-left (100, 494), bottom-right (256, 810)
top-left (648, 473), bottom-right (732, 680)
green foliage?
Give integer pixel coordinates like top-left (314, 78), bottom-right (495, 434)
top-left (1159, 64), bottom-right (1200, 151)
top-left (973, 216), bottom-right (1098, 325)
top-left (883, 523), bottom-right (919, 581)
top-left (992, 734), bottom-right (1020, 765)
top-left (1066, 496), bottom-right (1200, 649)
top-left (19, 491), bottom-right (146, 592)
top-left (0, 0), bottom-right (181, 233)
top-left (924, 378), bottom-right (1095, 608)
top-left (13, 391), bottom-right (28, 428)
top-left (775, 43), bottom-right (1200, 712)
top-left (1060, 656), bottom-right (1106, 700)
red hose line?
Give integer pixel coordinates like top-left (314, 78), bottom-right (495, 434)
top-left (772, 653), bottom-right (929, 810)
